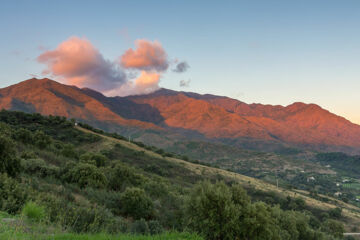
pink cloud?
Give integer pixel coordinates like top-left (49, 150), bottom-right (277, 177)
top-left (37, 36), bottom-right (180, 97)
top-left (105, 71), bottom-right (160, 97)
top-left (37, 37), bottom-right (126, 91)
top-left (120, 39), bottom-right (168, 71)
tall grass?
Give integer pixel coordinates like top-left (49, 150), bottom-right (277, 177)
top-left (0, 231), bottom-right (203, 240)
top-left (21, 201), bottom-right (46, 222)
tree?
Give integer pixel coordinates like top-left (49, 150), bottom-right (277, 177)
top-left (240, 202), bottom-right (281, 240)
top-left (120, 187), bottom-right (153, 220)
top-left (0, 135), bottom-right (21, 177)
top-left (109, 164), bottom-right (144, 191)
top-left (13, 128), bottom-right (33, 144)
top-left (328, 207), bottom-right (342, 219)
top-left (185, 181), bottom-right (247, 240)
top-left (80, 152), bottom-right (107, 167)
top-left (185, 181), bottom-right (286, 240)
top-left (64, 163), bottom-right (107, 188)
top-left (321, 219), bottom-right (344, 239)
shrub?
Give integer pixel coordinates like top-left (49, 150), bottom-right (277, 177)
top-left (0, 135), bottom-right (22, 177)
top-left (63, 163), bottom-right (107, 188)
top-left (185, 181), bottom-right (283, 240)
top-left (22, 158), bottom-right (59, 178)
top-left (61, 143), bottom-right (78, 159)
top-left (0, 174), bottom-right (28, 214)
top-left (148, 220), bottom-right (164, 235)
top-left (120, 187), bottom-right (154, 220)
top-left (84, 188), bottom-right (122, 215)
top-left (59, 204), bottom-right (114, 233)
top-left (21, 201), bottom-right (46, 222)
top-left (20, 151), bottom-right (37, 160)
top-left (328, 207), bottom-right (342, 219)
top-left (106, 216), bottom-right (129, 234)
top-left (130, 218), bottom-right (149, 235)
top-left (109, 164), bottom-right (145, 191)
top-left (13, 128), bottom-right (33, 144)
top-left (33, 130), bottom-right (52, 149)
top-left (321, 219), bottom-right (344, 239)
top-left (80, 152), bottom-right (107, 167)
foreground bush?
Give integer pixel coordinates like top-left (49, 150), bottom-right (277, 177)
top-left (0, 135), bottom-right (21, 177)
top-left (0, 174), bottom-right (28, 214)
top-left (120, 187), bottom-right (154, 220)
top-left (22, 201), bottom-right (46, 222)
top-left (185, 181), bottom-right (337, 240)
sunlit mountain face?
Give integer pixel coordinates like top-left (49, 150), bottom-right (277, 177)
top-left (2, 78), bottom-right (360, 154)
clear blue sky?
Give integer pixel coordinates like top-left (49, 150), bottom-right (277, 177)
top-left (1, 0), bottom-right (360, 123)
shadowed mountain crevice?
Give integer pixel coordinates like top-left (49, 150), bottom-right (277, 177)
top-left (81, 88), bottom-right (165, 124)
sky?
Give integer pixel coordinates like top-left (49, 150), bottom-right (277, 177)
top-left (0, 0), bottom-right (360, 124)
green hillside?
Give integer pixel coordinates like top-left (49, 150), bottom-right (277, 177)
top-left (0, 110), bottom-right (358, 239)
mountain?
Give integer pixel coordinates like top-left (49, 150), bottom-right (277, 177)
top-left (0, 78), bottom-right (159, 131)
top-left (1, 78), bottom-right (360, 154)
top-left (127, 89), bottom-right (360, 152)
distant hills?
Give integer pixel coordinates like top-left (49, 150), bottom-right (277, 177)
top-left (1, 78), bottom-right (360, 154)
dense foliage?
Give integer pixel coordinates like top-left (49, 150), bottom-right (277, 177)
top-left (0, 110), bottom-right (349, 239)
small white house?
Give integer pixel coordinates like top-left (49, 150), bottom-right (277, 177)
top-left (307, 176), bottom-right (316, 182)
top-left (334, 192), bottom-right (342, 197)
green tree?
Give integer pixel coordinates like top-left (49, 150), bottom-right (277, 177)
top-left (13, 128), bottom-right (33, 144)
top-left (328, 207), bottom-right (342, 219)
top-left (109, 164), bottom-right (144, 191)
top-left (185, 181), bottom-right (246, 240)
top-left (186, 181), bottom-right (287, 240)
top-left (120, 187), bottom-right (153, 220)
top-left (240, 202), bottom-right (281, 240)
top-left (80, 152), bottom-right (107, 167)
top-left (64, 163), bottom-right (107, 188)
top-left (321, 219), bottom-right (344, 239)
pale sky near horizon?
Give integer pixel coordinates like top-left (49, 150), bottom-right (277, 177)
top-left (1, 0), bottom-right (360, 124)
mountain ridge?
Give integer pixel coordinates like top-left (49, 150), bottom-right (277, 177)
top-left (1, 78), bottom-right (360, 153)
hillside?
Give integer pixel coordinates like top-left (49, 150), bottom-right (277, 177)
top-left (1, 78), bottom-right (360, 155)
top-left (0, 110), bottom-right (359, 239)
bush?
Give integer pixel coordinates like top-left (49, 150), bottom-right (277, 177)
top-left (120, 187), bottom-right (154, 220)
top-left (80, 152), bottom-right (107, 167)
top-left (33, 130), bottom-right (52, 149)
top-left (0, 135), bottom-right (22, 177)
top-left (321, 219), bottom-right (344, 238)
top-left (59, 204), bottom-right (115, 233)
top-left (185, 181), bottom-right (283, 240)
top-left (22, 158), bottom-right (59, 178)
top-left (13, 128), bottom-right (33, 144)
top-left (61, 144), bottom-right (78, 159)
top-left (109, 164), bottom-right (145, 191)
top-left (130, 218), bottom-right (149, 235)
top-left (148, 220), bottom-right (164, 235)
top-left (21, 201), bottom-right (46, 222)
top-left (63, 163), bottom-right (107, 188)
top-left (0, 174), bottom-right (28, 214)
top-left (328, 207), bottom-right (342, 219)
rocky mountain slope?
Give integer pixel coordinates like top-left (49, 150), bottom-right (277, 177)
top-left (1, 78), bottom-right (360, 153)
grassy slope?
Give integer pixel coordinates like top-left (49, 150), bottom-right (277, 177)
top-left (76, 126), bottom-right (360, 231)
